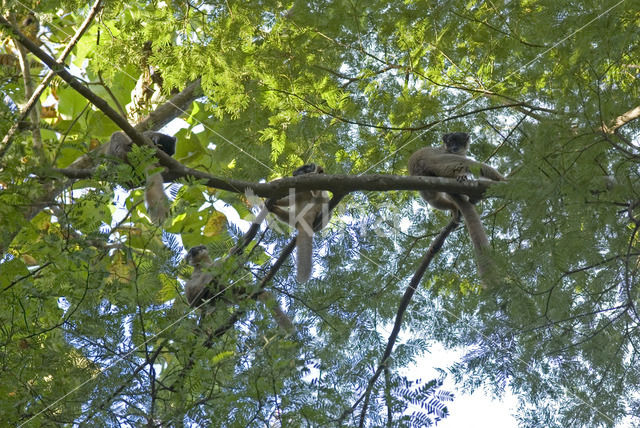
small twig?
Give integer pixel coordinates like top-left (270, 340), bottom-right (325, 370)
top-left (2, 262), bottom-right (53, 292)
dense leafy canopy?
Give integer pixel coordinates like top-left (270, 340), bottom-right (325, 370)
top-left (1, 0), bottom-right (639, 426)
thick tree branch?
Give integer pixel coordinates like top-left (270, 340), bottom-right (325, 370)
top-left (49, 167), bottom-right (504, 201)
top-left (603, 105), bottom-right (640, 133)
top-left (0, 0), bottom-right (103, 161)
top-left (135, 78), bottom-right (202, 132)
top-left (67, 78), bottom-right (202, 170)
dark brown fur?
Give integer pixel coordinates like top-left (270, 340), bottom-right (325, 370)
top-left (408, 133), bottom-right (505, 287)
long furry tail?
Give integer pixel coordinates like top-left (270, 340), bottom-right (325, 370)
top-left (145, 172), bottom-right (169, 225)
top-left (449, 195), bottom-right (499, 288)
top-left (296, 227), bottom-right (313, 283)
top-left (257, 291), bottom-right (295, 334)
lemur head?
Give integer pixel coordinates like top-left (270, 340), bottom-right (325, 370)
top-left (442, 132), bottom-right (469, 155)
top-left (185, 245), bottom-right (211, 268)
top-left (292, 163), bottom-right (324, 176)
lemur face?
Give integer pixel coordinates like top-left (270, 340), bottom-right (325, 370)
top-left (442, 132), bottom-right (470, 155)
top-left (185, 245), bottom-right (208, 266)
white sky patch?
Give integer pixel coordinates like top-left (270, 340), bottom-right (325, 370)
top-left (164, 118), bottom-right (190, 134)
top-left (401, 342), bottom-right (519, 427)
top-left (398, 217), bottom-right (412, 234)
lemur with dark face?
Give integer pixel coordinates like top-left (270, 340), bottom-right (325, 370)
top-left (106, 131), bottom-right (175, 159)
top-left (408, 132), bottom-right (506, 287)
top-left (105, 131), bottom-right (176, 225)
top-left (184, 245), bottom-right (295, 333)
top-left (267, 164), bottom-right (330, 283)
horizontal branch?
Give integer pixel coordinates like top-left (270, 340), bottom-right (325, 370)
top-left (242, 174), bottom-right (502, 199)
top-left (270, 86), bottom-right (529, 132)
top-left (49, 167), bottom-right (504, 200)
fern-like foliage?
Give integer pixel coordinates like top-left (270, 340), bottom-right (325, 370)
top-left (396, 376), bottom-right (454, 426)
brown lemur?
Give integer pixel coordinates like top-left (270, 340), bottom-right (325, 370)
top-left (408, 132), bottom-right (506, 288)
top-left (103, 131), bottom-right (176, 225)
top-left (266, 164), bottom-right (331, 283)
top-left (184, 245), bottom-right (295, 334)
